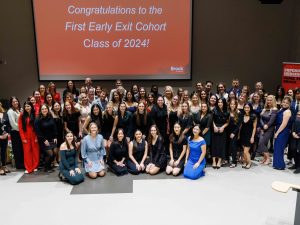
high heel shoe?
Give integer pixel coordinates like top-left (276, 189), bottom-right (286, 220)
top-left (0, 168), bottom-right (6, 176)
top-left (212, 163), bottom-right (217, 169)
top-left (245, 163), bottom-right (252, 169)
top-left (242, 163), bottom-right (247, 168)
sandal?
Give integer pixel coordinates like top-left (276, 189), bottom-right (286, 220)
top-left (245, 163), bottom-right (252, 169)
top-left (229, 164), bottom-right (237, 168)
top-left (0, 168), bottom-right (6, 176)
top-left (3, 166), bottom-right (11, 173)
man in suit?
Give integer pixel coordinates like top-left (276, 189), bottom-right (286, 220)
top-left (289, 88), bottom-right (300, 170)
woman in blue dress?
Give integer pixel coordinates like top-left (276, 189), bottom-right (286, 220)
top-left (183, 125), bottom-right (206, 180)
top-left (59, 132), bottom-right (84, 185)
top-left (81, 122), bottom-right (106, 178)
top-left (273, 96), bottom-right (292, 170)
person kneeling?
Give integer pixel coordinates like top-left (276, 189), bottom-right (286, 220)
top-left (81, 123), bottom-right (106, 179)
top-left (146, 125), bottom-right (167, 175)
top-left (107, 129), bottom-right (128, 176)
top-left (166, 123), bottom-right (187, 176)
top-left (59, 132), bottom-right (84, 185)
top-left (183, 125), bottom-right (206, 180)
top-left (127, 130), bottom-right (148, 175)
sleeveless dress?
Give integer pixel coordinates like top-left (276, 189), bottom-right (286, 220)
top-left (273, 108), bottom-right (292, 169)
top-left (127, 139), bottom-right (146, 175)
top-left (183, 138), bottom-right (206, 180)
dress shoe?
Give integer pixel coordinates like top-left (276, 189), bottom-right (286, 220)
top-left (294, 168), bottom-right (300, 174)
top-left (288, 165), bottom-right (297, 170)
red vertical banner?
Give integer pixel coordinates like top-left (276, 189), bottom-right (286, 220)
top-left (282, 62), bottom-right (300, 90)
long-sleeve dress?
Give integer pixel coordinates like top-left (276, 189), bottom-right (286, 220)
top-left (257, 109), bottom-right (277, 153)
top-left (81, 134), bottom-right (106, 173)
top-left (107, 141), bottom-right (128, 176)
top-left (183, 138), bottom-right (206, 180)
top-left (59, 149), bottom-right (84, 185)
top-left (149, 136), bottom-right (167, 169)
top-left (211, 109), bottom-right (229, 159)
top-left (227, 113), bottom-right (242, 164)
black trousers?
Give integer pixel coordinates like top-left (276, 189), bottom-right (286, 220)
top-left (0, 138), bottom-right (8, 166)
top-left (10, 130), bottom-right (24, 169)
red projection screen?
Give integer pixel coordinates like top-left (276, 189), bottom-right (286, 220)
top-left (32, 0), bottom-right (193, 81)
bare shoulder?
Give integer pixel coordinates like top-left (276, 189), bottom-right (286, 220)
top-left (60, 142), bottom-right (68, 151)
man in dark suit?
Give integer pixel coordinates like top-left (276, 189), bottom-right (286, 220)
top-left (289, 88), bottom-right (300, 170)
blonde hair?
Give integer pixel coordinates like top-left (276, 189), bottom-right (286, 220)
top-left (264, 95), bottom-right (277, 110)
top-left (0, 102), bottom-right (5, 113)
top-left (88, 122), bottom-right (98, 134)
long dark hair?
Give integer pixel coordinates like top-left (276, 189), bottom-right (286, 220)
top-left (113, 128), bottom-right (126, 145)
top-left (216, 98), bottom-right (228, 112)
top-left (190, 124), bottom-right (201, 140)
top-left (135, 102), bottom-right (147, 127)
top-left (90, 104), bottom-right (103, 130)
top-left (169, 122), bottom-right (185, 145)
top-left (39, 104), bottom-right (52, 119)
top-left (22, 101), bottom-right (35, 132)
top-left (9, 96), bottom-right (20, 111)
top-left (64, 131), bottom-right (76, 150)
top-left (147, 125), bottom-right (162, 149)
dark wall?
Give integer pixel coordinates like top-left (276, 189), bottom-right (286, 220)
top-left (0, 0), bottom-right (299, 101)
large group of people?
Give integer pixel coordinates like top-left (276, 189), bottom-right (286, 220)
top-left (0, 78), bottom-right (299, 185)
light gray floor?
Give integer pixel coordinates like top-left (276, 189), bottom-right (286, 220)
top-left (0, 163), bottom-right (299, 225)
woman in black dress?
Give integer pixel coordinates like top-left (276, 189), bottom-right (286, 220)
top-left (240, 103), bottom-right (257, 169)
top-left (146, 125), bottom-right (167, 175)
top-left (63, 100), bottom-right (81, 140)
top-left (108, 128), bottom-right (128, 176)
top-left (51, 101), bottom-right (64, 166)
top-left (102, 102), bottom-right (115, 151)
top-left (209, 94), bottom-right (217, 112)
top-left (110, 102), bottom-right (134, 143)
top-left (227, 99), bottom-right (242, 168)
top-left (193, 102), bottom-right (212, 150)
top-left (178, 102), bottom-right (193, 137)
top-left (168, 95), bottom-right (181, 136)
top-left (133, 102), bottom-right (150, 138)
top-left (150, 96), bottom-right (168, 147)
top-left (35, 104), bottom-right (58, 173)
top-left (127, 130), bottom-right (148, 175)
top-left (166, 123), bottom-right (187, 176)
top-left (211, 98), bottom-right (229, 169)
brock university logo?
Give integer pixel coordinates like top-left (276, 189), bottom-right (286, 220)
top-left (171, 66), bottom-right (184, 73)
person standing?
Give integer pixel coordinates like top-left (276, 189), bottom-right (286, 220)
top-left (211, 98), bottom-right (229, 169)
top-left (239, 103), bottom-right (257, 169)
top-left (256, 95), bottom-right (277, 165)
top-left (0, 102), bottom-right (10, 175)
top-left (18, 101), bottom-right (40, 174)
top-left (35, 104), bottom-right (58, 173)
top-left (7, 97), bottom-right (24, 169)
top-left (273, 97), bottom-right (292, 170)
